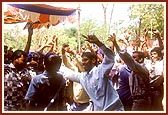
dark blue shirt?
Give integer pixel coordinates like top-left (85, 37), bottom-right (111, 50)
top-left (116, 64), bottom-right (132, 103)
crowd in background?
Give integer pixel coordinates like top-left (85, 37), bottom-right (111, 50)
top-left (3, 23), bottom-right (165, 111)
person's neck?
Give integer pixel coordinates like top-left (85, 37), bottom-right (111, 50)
top-left (87, 66), bottom-right (94, 73)
top-left (46, 69), bottom-right (58, 74)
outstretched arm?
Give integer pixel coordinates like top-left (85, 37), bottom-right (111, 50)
top-left (24, 22), bottom-right (33, 55)
top-left (108, 33), bottom-right (121, 52)
top-left (82, 34), bottom-right (104, 47)
top-left (82, 34), bottom-right (115, 77)
top-left (153, 29), bottom-right (164, 50)
top-left (109, 33), bottom-right (148, 75)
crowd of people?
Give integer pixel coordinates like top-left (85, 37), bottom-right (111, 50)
top-left (3, 23), bottom-right (165, 111)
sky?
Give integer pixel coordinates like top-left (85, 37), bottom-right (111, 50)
top-left (48, 2), bottom-right (130, 27)
top-left (48, 2), bottom-right (130, 21)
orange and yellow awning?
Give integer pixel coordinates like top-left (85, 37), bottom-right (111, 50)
top-left (4, 4), bottom-right (77, 29)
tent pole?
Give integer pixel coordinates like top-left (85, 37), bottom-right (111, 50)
top-left (77, 4), bottom-right (81, 53)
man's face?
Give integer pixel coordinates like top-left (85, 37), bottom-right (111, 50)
top-left (132, 53), bottom-right (141, 63)
top-left (15, 55), bottom-right (27, 70)
top-left (64, 46), bottom-right (70, 52)
top-left (150, 51), bottom-right (160, 62)
top-left (82, 56), bottom-right (93, 72)
top-left (29, 58), bottom-right (39, 69)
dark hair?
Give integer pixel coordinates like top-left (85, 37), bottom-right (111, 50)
top-left (81, 52), bottom-right (97, 66)
top-left (4, 45), bottom-right (8, 53)
top-left (44, 52), bottom-right (62, 71)
top-left (133, 51), bottom-right (145, 63)
top-left (28, 52), bottom-right (42, 62)
top-left (133, 51), bottom-right (145, 59)
top-left (62, 43), bottom-right (69, 48)
top-left (150, 47), bottom-right (163, 58)
top-left (12, 50), bottom-right (27, 62)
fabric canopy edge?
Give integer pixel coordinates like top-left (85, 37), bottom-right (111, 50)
top-left (9, 4), bottom-right (77, 16)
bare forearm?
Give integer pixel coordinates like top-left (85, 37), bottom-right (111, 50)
top-left (157, 34), bottom-right (164, 49)
top-left (94, 40), bottom-right (104, 47)
top-left (24, 34), bottom-right (32, 54)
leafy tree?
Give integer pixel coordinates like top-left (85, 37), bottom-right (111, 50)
top-left (4, 3), bottom-right (164, 52)
top-left (65, 27), bottom-right (78, 38)
top-left (128, 3), bottom-right (164, 41)
top-left (4, 25), bottom-right (28, 51)
top-left (80, 18), bottom-right (109, 45)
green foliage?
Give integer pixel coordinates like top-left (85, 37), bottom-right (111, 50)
top-left (80, 18), bottom-right (109, 46)
top-left (3, 3), bottom-right (164, 52)
top-left (128, 3), bottom-right (164, 39)
top-left (65, 27), bottom-right (78, 38)
top-left (4, 25), bottom-right (28, 51)
top-left (3, 18), bottom-right (127, 51)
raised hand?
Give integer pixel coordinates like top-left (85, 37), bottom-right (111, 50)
top-left (108, 33), bottom-right (116, 42)
top-left (82, 34), bottom-right (100, 43)
top-left (28, 22), bottom-right (33, 36)
top-left (152, 29), bottom-right (160, 35)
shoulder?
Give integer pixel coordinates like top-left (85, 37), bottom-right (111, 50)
top-left (56, 72), bottom-right (64, 78)
top-left (118, 64), bottom-right (129, 71)
top-left (48, 72), bottom-right (66, 84)
top-left (30, 73), bottom-right (45, 84)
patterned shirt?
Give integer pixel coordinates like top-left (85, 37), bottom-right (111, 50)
top-left (4, 63), bottom-right (32, 111)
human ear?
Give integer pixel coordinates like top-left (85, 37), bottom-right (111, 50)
top-left (92, 58), bottom-right (96, 64)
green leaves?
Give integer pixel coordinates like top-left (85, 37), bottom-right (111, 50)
top-left (128, 4), bottom-right (164, 39)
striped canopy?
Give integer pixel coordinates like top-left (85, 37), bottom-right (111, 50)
top-left (4, 4), bottom-right (77, 29)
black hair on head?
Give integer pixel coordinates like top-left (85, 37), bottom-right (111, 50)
top-left (150, 47), bottom-right (163, 58)
top-left (81, 51), bottom-right (98, 66)
top-left (44, 52), bottom-right (62, 69)
top-left (81, 52), bottom-right (97, 60)
top-left (12, 50), bottom-right (27, 61)
top-left (133, 51), bottom-right (145, 59)
top-left (62, 43), bottom-right (69, 48)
